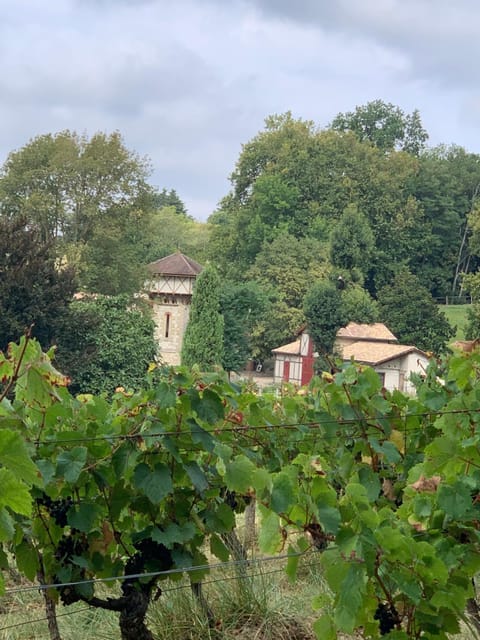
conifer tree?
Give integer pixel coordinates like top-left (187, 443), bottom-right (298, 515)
top-left (181, 264), bottom-right (224, 369)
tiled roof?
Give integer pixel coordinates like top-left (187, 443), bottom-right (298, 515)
top-left (337, 322), bottom-right (398, 342)
top-left (272, 339), bottom-right (301, 355)
top-left (342, 341), bottom-right (427, 366)
top-left (147, 252), bottom-right (203, 277)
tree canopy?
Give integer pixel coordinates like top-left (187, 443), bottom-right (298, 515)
top-left (0, 216), bottom-right (76, 351)
top-left (55, 295), bottom-right (157, 395)
top-left (0, 130), bottom-right (158, 295)
top-left (377, 269), bottom-right (454, 353)
top-left (330, 99), bottom-right (429, 154)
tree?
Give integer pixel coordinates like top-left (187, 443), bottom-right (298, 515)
top-left (329, 204), bottom-right (374, 281)
top-left (220, 282), bottom-right (269, 373)
top-left (342, 285), bottom-right (379, 324)
top-left (330, 99), bottom-right (428, 154)
top-left (377, 269), bottom-right (454, 353)
top-left (303, 280), bottom-right (346, 355)
top-left (140, 205), bottom-right (211, 265)
top-left (181, 265), bottom-right (224, 369)
top-left (246, 233), bottom-right (328, 358)
top-left (55, 295), bottom-right (157, 395)
top-left (0, 216), bottom-right (76, 351)
top-left (0, 131), bottom-right (157, 294)
top-left (152, 188), bottom-right (189, 217)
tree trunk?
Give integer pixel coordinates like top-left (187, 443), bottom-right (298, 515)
top-left (118, 590), bottom-right (153, 640)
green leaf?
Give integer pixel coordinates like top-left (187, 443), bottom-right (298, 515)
top-left (285, 544), bottom-right (299, 583)
top-left (111, 444), bottom-right (132, 479)
top-left (0, 507), bottom-right (14, 542)
top-left (413, 495), bottom-right (433, 518)
top-left (155, 381), bottom-right (177, 408)
top-left (68, 503), bottom-right (101, 533)
top-left (370, 439), bottom-right (402, 463)
top-left (313, 614), bottom-right (336, 640)
top-left (188, 419), bottom-right (215, 452)
top-left (251, 468), bottom-right (271, 493)
top-left (56, 447), bottom-right (88, 483)
top-left (183, 461), bottom-right (209, 492)
top-left (318, 505), bottom-right (341, 535)
top-left (15, 540), bottom-right (40, 581)
top-left (133, 463), bottom-right (173, 504)
top-left (358, 467), bottom-right (381, 502)
top-left (210, 533), bottom-right (230, 561)
top-left (152, 522), bottom-right (196, 548)
top-left (225, 455), bottom-right (256, 493)
top-left (270, 472), bottom-right (295, 514)
top-left (0, 469), bottom-right (31, 515)
top-left (0, 430), bottom-right (40, 486)
top-left (258, 508), bottom-right (283, 554)
top-left (334, 562), bottom-right (367, 632)
top-left (204, 503), bottom-right (236, 533)
top-left (36, 459), bottom-right (55, 485)
top-left (437, 482), bottom-right (472, 520)
top-left (192, 388), bottom-right (225, 423)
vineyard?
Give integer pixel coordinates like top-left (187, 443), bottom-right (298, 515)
top-left (2, 337), bottom-right (480, 639)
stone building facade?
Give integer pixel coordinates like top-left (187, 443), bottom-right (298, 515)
top-left (145, 252), bottom-right (202, 366)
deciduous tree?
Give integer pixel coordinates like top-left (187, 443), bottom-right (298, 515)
top-left (330, 99), bottom-right (428, 154)
top-left (55, 295), bottom-right (157, 395)
top-left (0, 217), bottom-right (76, 351)
top-left (377, 269), bottom-right (454, 353)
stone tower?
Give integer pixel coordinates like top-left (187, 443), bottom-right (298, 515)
top-left (146, 252), bottom-right (203, 366)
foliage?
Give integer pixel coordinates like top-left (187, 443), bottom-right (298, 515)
top-left (5, 336), bottom-right (480, 638)
top-left (341, 285), bottom-right (379, 324)
top-left (330, 99), bottom-right (429, 154)
top-left (220, 282), bottom-right (269, 372)
top-left (303, 280), bottom-right (346, 354)
top-left (412, 146), bottom-right (480, 298)
top-left (0, 338), bottom-right (66, 593)
top-left (181, 265), bottom-right (224, 370)
top-left (0, 216), bottom-right (76, 351)
top-left (54, 295), bottom-right (157, 395)
top-left (245, 233), bottom-right (328, 358)
top-left (377, 269), bottom-right (454, 353)
top-left (141, 205), bottom-right (211, 265)
top-left (152, 188), bottom-right (189, 217)
top-left (0, 130), bottom-right (158, 295)
top-left (329, 204), bottom-right (374, 280)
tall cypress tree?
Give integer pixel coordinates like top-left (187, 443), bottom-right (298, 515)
top-left (181, 264), bottom-right (224, 369)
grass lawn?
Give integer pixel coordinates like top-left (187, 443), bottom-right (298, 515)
top-left (439, 304), bottom-right (471, 341)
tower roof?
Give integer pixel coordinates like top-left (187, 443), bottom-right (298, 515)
top-left (147, 252), bottom-right (203, 277)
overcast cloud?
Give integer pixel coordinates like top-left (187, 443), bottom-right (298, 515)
top-left (1, 0), bottom-right (480, 219)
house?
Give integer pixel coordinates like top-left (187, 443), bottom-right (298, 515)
top-left (341, 341), bottom-right (429, 394)
top-left (272, 331), bottom-right (315, 386)
top-left (272, 322), bottom-right (430, 393)
top-left (145, 252), bottom-right (202, 366)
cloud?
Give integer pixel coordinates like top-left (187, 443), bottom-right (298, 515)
top-left (0, 0), bottom-right (479, 220)
top-left (242, 0), bottom-right (480, 90)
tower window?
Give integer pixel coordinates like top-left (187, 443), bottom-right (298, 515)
top-left (165, 313), bottom-right (171, 338)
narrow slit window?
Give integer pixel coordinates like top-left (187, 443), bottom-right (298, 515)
top-left (165, 313), bottom-right (171, 338)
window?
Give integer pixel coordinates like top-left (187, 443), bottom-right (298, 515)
top-left (165, 313), bottom-right (171, 338)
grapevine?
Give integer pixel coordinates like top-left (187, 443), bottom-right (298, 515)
top-left (2, 339), bottom-right (480, 639)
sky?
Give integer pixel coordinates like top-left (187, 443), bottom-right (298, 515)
top-left (2, 0), bottom-right (480, 220)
